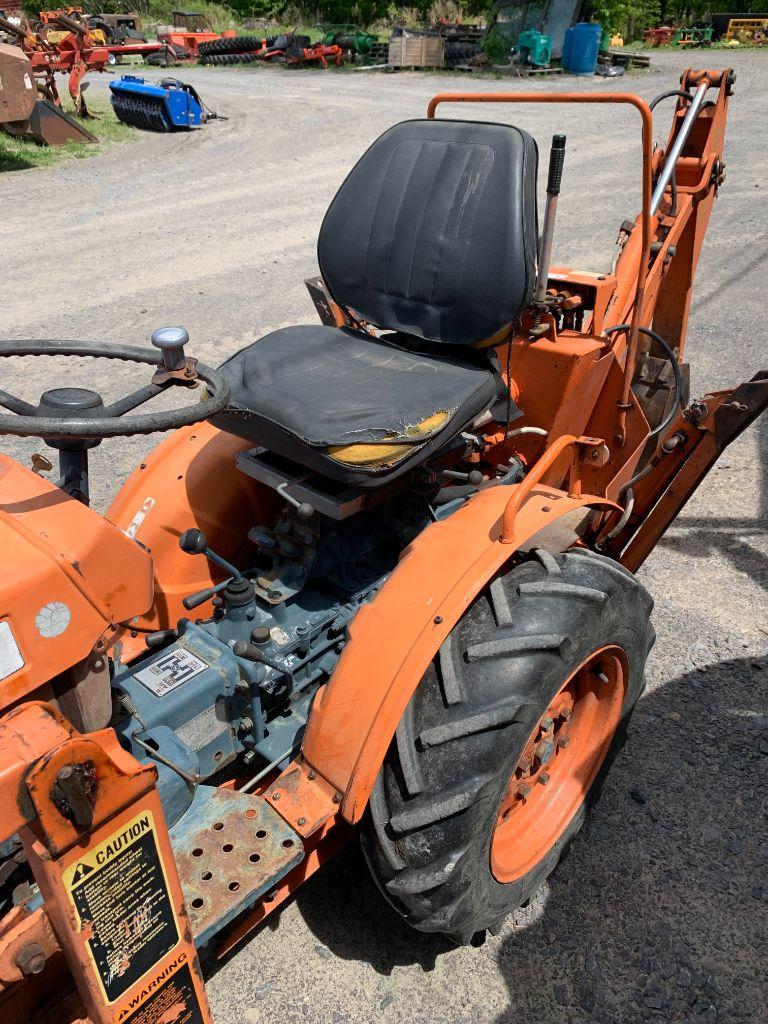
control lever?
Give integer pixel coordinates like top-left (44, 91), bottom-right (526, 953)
top-left (276, 482), bottom-right (315, 520)
top-left (179, 528), bottom-right (243, 581)
top-left (231, 640), bottom-right (292, 677)
top-left (182, 578), bottom-right (231, 611)
top-left (532, 134), bottom-right (566, 317)
top-left (438, 468), bottom-right (484, 485)
top-left (145, 628), bottom-right (179, 648)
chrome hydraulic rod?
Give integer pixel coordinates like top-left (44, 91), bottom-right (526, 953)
top-left (650, 81), bottom-right (709, 216)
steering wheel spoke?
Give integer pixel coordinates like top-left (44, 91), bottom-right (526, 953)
top-left (102, 382), bottom-right (165, 418)
top-left (0, 337), bottom-right (229, 440)
top-left (0, 389), bottom-right (36, 417)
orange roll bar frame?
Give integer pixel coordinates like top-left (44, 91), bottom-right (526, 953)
top-left (427, 91), bottom-right (655, 445)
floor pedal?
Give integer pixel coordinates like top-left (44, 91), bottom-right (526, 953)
top-left (171, 787), bottom-right (303, 945)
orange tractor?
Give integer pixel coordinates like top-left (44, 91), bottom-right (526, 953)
top-left (0, 67), bottom-right (764, 1023)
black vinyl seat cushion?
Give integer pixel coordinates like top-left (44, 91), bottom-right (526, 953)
top-left (213, 325), bottom-right (503, 487)
top-left (318, 118), bottom-right (538, 346)
top-left (214, 118), bottom-right (535, 486)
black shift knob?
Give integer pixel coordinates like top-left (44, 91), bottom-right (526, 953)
top-left (179, 528), bottom-right (207, 554)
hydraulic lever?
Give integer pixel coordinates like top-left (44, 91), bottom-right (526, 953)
top-left (179, 528), bottom-right (242, 580)
top-left (179, 528), bottom-right (255, 610)
top-left (532, 133), bottom-right (567, 329)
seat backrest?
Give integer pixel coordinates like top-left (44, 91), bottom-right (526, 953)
top-left (318, 118), bottom-right (538, 347)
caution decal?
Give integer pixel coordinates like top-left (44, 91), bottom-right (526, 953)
top-left (63, 809), bottom-right (180, 1003)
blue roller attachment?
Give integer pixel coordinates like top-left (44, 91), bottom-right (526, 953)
top-left (109, 75), bottom-right (207, 132)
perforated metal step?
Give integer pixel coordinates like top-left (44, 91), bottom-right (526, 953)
top-left (171, 787), bottom-right (303, 946)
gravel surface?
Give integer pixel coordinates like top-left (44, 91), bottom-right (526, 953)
top-left (2, 49), bottom-right (766, 1024)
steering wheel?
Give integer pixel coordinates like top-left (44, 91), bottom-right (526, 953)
top-left (0, 329), bottom-right (230, 441)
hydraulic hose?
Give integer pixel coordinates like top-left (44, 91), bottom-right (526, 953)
top-left (604, 324), bottom-right (683, 441)
top-left (600, 429), bottom-right (686, 545)
top-left (599, 324), bottom-right (684, 546)
top-left (648, 89), bottom-right (693, 111)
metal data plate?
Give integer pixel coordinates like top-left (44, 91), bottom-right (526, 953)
top-left (171, 787), bottom-right (303, 946)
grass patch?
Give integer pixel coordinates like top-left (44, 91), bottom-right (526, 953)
top-left (0, 98), bottom-right (136, 174)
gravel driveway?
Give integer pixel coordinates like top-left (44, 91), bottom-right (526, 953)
top-left (1, 48), bottom-right (766, 1024)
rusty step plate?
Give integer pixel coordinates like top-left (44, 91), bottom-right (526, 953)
top-left (171, 786), bottom-right (303, 946)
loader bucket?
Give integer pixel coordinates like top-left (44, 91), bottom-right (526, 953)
top-left (2, 98), bottom-right (98, 146)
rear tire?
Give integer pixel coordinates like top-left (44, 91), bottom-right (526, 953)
top-left (362, 547), bottom-right (654, 943)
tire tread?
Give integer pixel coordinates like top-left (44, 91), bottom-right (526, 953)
top-left (362, 548), bottom-right (654, 941)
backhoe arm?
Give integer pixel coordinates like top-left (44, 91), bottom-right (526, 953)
top-left (605, 372), bottom-right (768, 570)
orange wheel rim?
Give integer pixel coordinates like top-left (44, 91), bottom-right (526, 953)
top-left (490, 646), bottom-right (627, 884)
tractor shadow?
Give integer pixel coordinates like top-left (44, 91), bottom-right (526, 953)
top-left (283, 653), bottom-right (767, 1020)
top-left (654, 413), bottom-right (768, 594)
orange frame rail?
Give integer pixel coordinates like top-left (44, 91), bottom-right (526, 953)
top-left (500, 434), bottom-right (613, 544)
top-left (427, 91), bottom-right (655, 445)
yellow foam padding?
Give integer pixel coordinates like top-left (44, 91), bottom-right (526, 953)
top-left (326, 411), bottom-right (451, 468)
top-left (472, 322), bottom-right (515, 349)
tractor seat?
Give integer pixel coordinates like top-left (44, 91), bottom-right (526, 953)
top-left (214, 117), bottom-right (538, 487)
top-left (215, 325), bottom-right (503, 485)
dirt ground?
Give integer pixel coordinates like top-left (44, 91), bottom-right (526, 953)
top-left (2, 48), bottom-right (767, 1024)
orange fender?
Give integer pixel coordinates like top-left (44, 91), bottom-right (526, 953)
top-left (301, 483), bottom-right (618, 824)
top-left (0, 456), bottom-right (153, 707)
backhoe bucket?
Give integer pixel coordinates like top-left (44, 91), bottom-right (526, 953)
top-left (3, 97), bottom-right (98, 145)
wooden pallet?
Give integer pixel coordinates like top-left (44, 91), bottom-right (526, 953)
top-left (519, 64), bottom-right (563, 75)
top-left (602, 49), bottom-right (650, 68)
top-left (486, 62), bottom-right (563, 77)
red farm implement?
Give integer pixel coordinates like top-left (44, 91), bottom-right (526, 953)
top-left (156, 10), bottom-right (220, 57)
top-left (0, 10), bottom-right (107, 117)
top-left (198, 32), bottom-right (344, 67)
top-left (285, 41), bottom-right (343, 67)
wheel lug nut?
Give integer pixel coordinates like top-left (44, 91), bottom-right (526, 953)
top-left (537, 772), bottom-right (550, 786)
top-left (540, 716), bottom-right (554, 730)
top-left (557, 736), bottom-right (570, 749)
top-left (518, 782), bottom-right (532, 798)
top-left (535, 738), bottom-right (555, 765)
top-left (596, 671), bottom-right (610, 685)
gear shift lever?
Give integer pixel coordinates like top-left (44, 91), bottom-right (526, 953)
top-left (178, 529), bottom-right (256, 611)
top-left (179, 528), bottom-right (242, 581)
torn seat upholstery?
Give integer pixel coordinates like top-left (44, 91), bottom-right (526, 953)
top-left (215, 326), bottom-right (504, 486)
top-left (214, 118), bottom-right (538, 487)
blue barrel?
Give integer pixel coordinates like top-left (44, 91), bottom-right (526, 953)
top-left (562, 22), bottom-right (601, 75)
